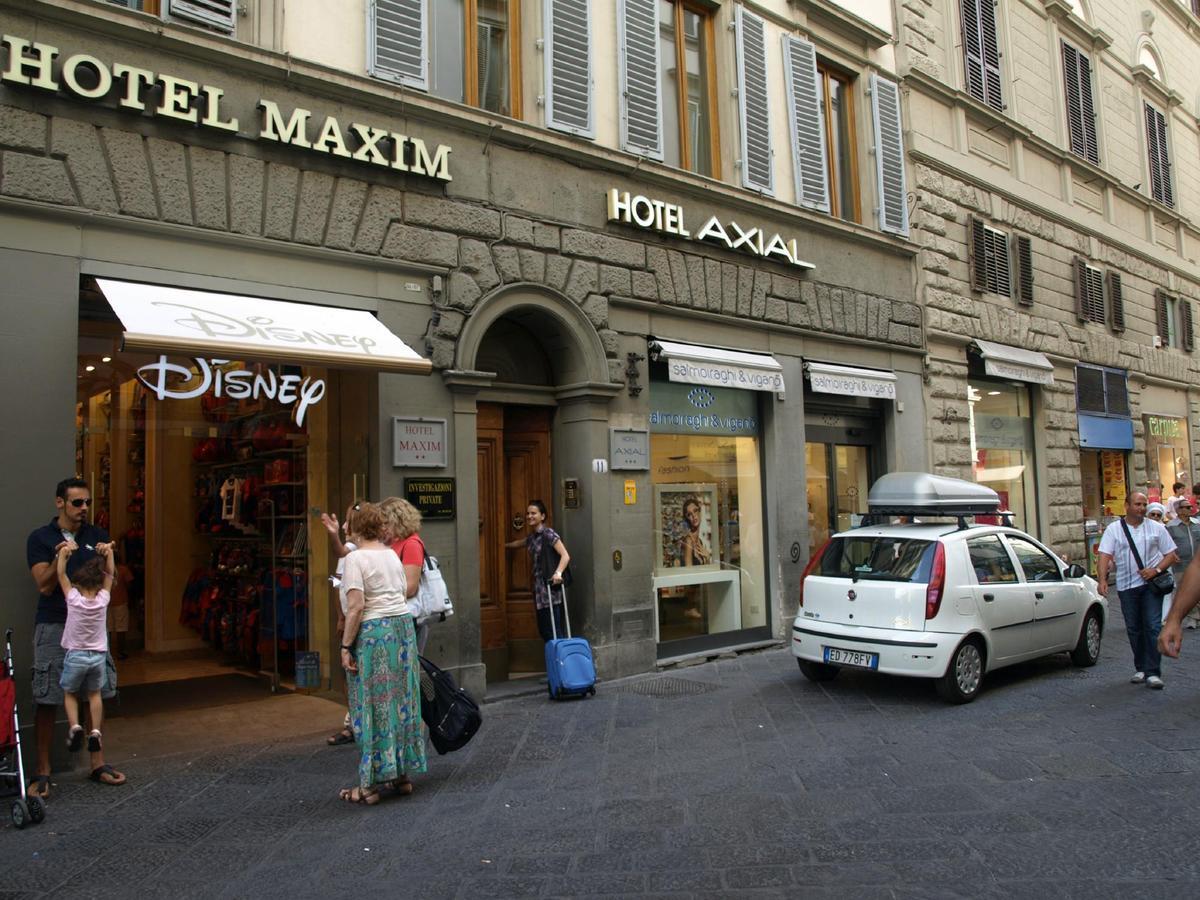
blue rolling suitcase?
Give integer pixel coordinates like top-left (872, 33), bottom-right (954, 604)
top-left (545, 584), bottom-right (596, 700)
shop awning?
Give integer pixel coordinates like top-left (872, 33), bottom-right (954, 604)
top-left (1078, 413), bottom-right (1134, 450)
top-left (972, 340), bottom-right (1054, 385)
top-left (805, 361), bottom-right (896, 401)
top-left (96, 278), bottom-right (433, 374)
top-left (649, 339), bottom-right (784, 393)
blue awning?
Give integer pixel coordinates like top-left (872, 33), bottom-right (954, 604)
top-left (1078, 413), bottom-right (1133, 450)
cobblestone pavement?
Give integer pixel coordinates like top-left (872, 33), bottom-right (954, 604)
top-left (4, 610), bottom-right (1200, 899)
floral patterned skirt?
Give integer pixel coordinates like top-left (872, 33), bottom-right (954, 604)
top-left (348, 615), bottom-right (427, 790)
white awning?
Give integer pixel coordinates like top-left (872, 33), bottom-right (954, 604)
top-left (649, 338), bottom-right (784, 393)
top-left (805, 361), bottom-right (897, 400)
top-left (973, 339), bottom-right (1054, 385)
top-left (97, 278), bottom-right (432, 374)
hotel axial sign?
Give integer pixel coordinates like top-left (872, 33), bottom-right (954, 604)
top-left (0, 35), bottom-right (452, 181)
top-left (606, 189), bottom-right (814, 270)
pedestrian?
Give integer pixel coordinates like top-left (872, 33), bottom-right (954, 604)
top-left (1166, 482), bottom-right (1188, 521)
top-left (1096, 491), bottom-right (1179, 690)
top-left (320, 502), bottom-right (358, 747)
top-left (506, 500), bottom-right (571, 642)
top-left (1166, 499), bottom-right (1200, 630)
top-left (25, 477), bottom-right (126, 795)
top-left (338, 502), bottom-right (425, 805)
top-left (380, 496), bottom-right (428, 652)
top-left (55, 540), bottom-right (114, 754)
top-left (1160, 551), bottom-right (1200, 659)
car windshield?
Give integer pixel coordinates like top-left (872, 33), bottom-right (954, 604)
top-left (818, 537), bottom-right (937, 583)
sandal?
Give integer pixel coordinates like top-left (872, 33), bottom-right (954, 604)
top-left (388, 777), bottom-right (414, 796)
top-left (67, 725), bottom-right (84, 753)
top-left (89, 764), bottom-right (126, 786)
top-left (338, 786), bottom-right (380, 806)
top-left (326, 728), bottom-right (354, 746)
top-left (87, 730), bottom-right (103, 753)
top-left (27, 774), bottom-right (50, 799)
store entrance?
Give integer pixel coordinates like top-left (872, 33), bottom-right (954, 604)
top-left (805, 422), bottom-right (877, 555)
top-left (477, 403), bottom-right (552, 681)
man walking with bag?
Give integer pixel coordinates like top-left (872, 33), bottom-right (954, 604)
top-left (1097, 492), bottom-right (1179, 689)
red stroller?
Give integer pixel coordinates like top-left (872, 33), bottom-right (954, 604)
top-left (2, 629), bottom-right (45, 828)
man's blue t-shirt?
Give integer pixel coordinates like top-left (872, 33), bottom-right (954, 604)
top-left (26, 519), bottom-right (110, 625)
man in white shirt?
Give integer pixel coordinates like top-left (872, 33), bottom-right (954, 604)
top-left (1097, 492), bottom-right (1179, 689)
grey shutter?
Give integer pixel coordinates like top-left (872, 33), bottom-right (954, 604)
top-left (1156, 289), bottom-right (1170, 343)
top-left (1073, 257), bottom-right (1088, 322)
top-left (618, 0), bottom-right (662, 159)
top-left (969, 217), bottom-right (988, 293)
top-left (545, 0), bottom-right (595, 137)
top-left (736, 6), bottom-right (773, 193)
top-left (370, 0), bottom-right (428, 89)
top-left (1145, 103), bottom-right (1173, 207)
top-left (961, 0), bottom-right (986, 103)
top-left (1015, 235), bottom-right (1034, 306)
top-left (1108, 271), bottom-right (1124, 333)
top-left (1063, 43), bottom-right (1099, 164)
top-left (870, 74), bottom-right (909, 236)
top-left (1183, 300), bottom-right (1195, 352)
top-left (167, 0), bottom-right (235, 33)
top-left (782, 35), bottom-right (829, 213)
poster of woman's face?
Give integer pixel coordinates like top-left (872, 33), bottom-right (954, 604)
top-left (655, 484), bottom-right (719, 571)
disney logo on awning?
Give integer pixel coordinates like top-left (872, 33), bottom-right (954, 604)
top-left (153, 301), bottom-right (378, 354)
top-left (136, 356), bottom-right (326, 426)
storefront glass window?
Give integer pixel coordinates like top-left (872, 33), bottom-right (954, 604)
top-left (968, 380), bottom-right (1037, 532)
top-left (649, 379), bottom-right (766, 647)
top-left (1143, 414), bottom-right (1189, 504)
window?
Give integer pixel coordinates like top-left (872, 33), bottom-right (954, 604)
top-left (657, 1), bottom-right (717, 175)
top-left (1006, 537), bottom-right (1062, 583)
top-left (1144, 102), bottom-right (1174, 208)
top-left (961, 0), bottom-right (1003, 111)
top-left (164, 0), bottom-right (234, 32)
top-left (1061, 41), bottom-right (1099, 164)
top-left (1072, 258), bottom-right (1104, 325)
top-left (969, 218), bottom-right (1011, 296)
top-left (820, 65), bottom-right (858, 222)
top-left (1156, 290), bottom-right (1194, 352)
top-left (818, 537), bottom-right (937, 583)
top-left (1075, 365), bottom-right (1129, 417)
top-left (545, 0), bottom-right (594, 135)
top-left (968, 380), bottom-right (1037, 533)
top-left (967, 535), bottom-right (1018, 584)
top-left (106, 0), bottom-right (160, 11)
top-left (370, 0), bottom-right (522, 118)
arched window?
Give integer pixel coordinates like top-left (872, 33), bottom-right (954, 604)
top-left (1137, 42), bottom-right (1163, 81)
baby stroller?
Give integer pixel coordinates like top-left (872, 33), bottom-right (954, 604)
top-left (2, 629), bottom-right (45, 828)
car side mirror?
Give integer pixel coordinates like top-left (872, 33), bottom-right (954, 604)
top-left (1065, 564), bottom-right (1086, 579)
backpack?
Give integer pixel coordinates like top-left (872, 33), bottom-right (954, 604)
top-left (418, 656), bottom-right (481, 755)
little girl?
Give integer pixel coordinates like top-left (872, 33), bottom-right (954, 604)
top-left (56, 541), bottom-right (115, 753)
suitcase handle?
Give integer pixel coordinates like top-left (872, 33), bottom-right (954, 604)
top-left (548, 581), bottom-right (570, 640)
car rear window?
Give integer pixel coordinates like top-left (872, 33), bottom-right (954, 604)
top-left (818, 537), bottom-right (937, 583)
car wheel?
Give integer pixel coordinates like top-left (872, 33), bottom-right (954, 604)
top-left (1070, 607), bottom-right (1103, 667)
top-left (798, 659), bottom-right (840, 682)
top-left (936, 639), bottom-right (984, 704)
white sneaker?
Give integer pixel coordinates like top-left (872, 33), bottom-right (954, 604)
top-left (1130, 672), bottom-right (1146, 684)
top-left (1147, 675), bottom-right (1165, 689)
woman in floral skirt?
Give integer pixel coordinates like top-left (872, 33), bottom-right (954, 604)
top-left (338, 502), bottom-right (426, 805)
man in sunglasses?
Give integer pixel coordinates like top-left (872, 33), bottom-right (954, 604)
top-left (24, 477), bottom-right (126, 796)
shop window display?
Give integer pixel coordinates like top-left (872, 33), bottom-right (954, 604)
top-left (968, 380), bottom-right (1037, 533)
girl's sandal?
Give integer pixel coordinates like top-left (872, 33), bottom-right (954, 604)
top-left (338, 786), bottom-right (380, 805)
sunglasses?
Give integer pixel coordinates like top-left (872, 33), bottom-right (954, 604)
top-left (68, 498), bottom-right (91, 508)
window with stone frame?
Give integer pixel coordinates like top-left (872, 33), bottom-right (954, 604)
top-left (968, 218), bottom-right (1011, 297)
top-left (1075, 364), bottom-right (1129, 417)
top-left (1061, 40), bottom-right (1099, 165)
top-left (1155, 290), bottom-right (1194, 352)
top-left (960, 0), bottom-right (1003, 112)
top-left (1144, 101), bottom-right (1174, 208)
top-left (1072, 258), bottom-right (1105, 326)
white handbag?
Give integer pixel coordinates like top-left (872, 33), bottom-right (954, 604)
top-left (414, 550), bottom-right (454, 624)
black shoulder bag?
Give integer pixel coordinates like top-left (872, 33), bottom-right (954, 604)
top-left (1120, 519), bottom-right (1175, 596)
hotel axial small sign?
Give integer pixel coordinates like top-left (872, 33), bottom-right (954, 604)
top-left (393, 417), bottom-right (448, 467)
top-left (610, 428), bottom-right (650, 470)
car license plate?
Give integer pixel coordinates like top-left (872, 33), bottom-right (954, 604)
top-left (823, 646), bottom-right (879, 669)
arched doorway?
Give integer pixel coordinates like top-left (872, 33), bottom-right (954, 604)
top-left (452, 288), bottom-right (613, 682)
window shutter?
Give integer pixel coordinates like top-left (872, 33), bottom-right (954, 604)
top-left (1145, 103), bottom-right (1173, 207)
top-left (618, 0), bottom-right (662, 160)
top-left (369, 0), bottom-right (428, 89)
top-left (962, 0), bottom-right (1002, 111)
top-left (1085, 266), bottom-right (1104, 324)
top-left (1104, 370), bottom-right (1130, 416)
top-left (870, 74), bottom-right (909, 236)
top-left (782, 35), bottom-right (829, 213)
top-left (969, 217), bottom-right (987, 293)
top-left (1108, 271), bottom-right (1124, 333)
top-left (960, 0), bottom-right (986, 104)
top-left (1015, 235), bottom-right (1034, 306)
top-left (1073, 256), bottom-right (1088, 322)
top-left (1062, 42), bottom-right (1085, 159)
top-left (545, 0), bottom-right (595, 137)
top-left (1077, 52), bottom-right (1099, 164)
top-left (167, 0), bottom-right (235, 33)
top-left (735, 6), bottom-right (773, 193)
top-left (1183, 300), bottom-right (1195, 352)
top-left (1076, 366), bottom-right (1105, 413)
top-left (1156, 289), bottom-right (1170, 343)
top-left (983, 227), bottom-right (1010, 297)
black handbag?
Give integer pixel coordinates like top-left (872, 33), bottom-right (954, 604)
top-left (418, 656), bottom-right (481, 755)
top-left (1120, 519), bottom-right (1175, 596)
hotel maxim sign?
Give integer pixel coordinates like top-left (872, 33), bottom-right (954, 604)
top-left (0, 34), bottom-right (452, 181)
top-left (606, 188), bottom-right (814, 270)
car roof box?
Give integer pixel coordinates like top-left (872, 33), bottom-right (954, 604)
top-left (867, 472), bottom-right (1001, 517)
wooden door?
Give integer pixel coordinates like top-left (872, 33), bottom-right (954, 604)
top-left (478, 403), bottom-right (553, 679)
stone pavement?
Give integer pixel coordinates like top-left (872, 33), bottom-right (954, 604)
top-left (3, 612), bottom-right (1200, 899)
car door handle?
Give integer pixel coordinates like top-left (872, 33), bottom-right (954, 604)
top-left (1035, 591), bottom-right (1044, 599)
top-left (983, 593), bottom-right (995, 602)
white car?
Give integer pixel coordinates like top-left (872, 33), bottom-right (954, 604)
top-left (792, 473), bottom-right (1108, 703)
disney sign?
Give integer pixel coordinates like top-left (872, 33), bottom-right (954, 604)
top-left (137, 356), bottom-right (326, 426)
